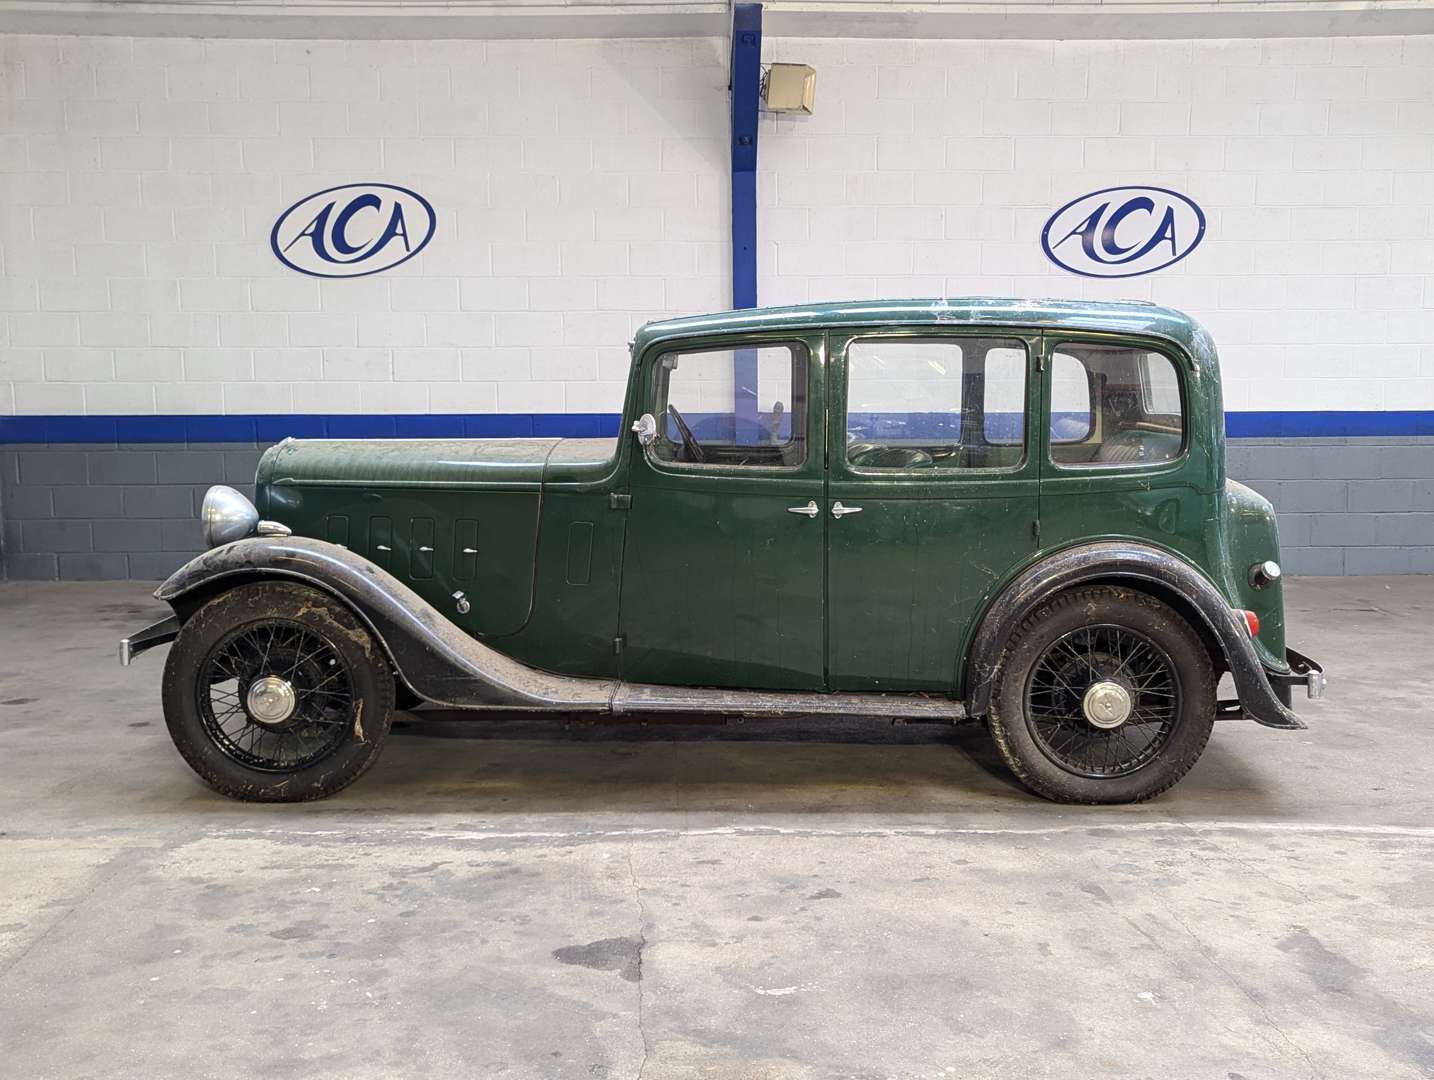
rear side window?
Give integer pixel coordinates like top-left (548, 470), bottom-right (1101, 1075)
top-left (844, 337), bottom-right (1027, 471)
top-left (1049, 343), bottom-right (1184, 467)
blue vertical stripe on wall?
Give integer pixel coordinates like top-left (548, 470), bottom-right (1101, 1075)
top-left (729, 2), bottom-right (763, 430)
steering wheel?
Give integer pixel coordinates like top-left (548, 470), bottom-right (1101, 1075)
top-left (666, 404), bottom-right (706, 464)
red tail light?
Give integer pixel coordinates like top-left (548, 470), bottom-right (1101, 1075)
top-left (1240, 609), bottom-right (1260, 636)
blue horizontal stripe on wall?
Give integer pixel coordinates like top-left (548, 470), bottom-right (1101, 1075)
top-left (3, 411), bottom-right (1434, 445)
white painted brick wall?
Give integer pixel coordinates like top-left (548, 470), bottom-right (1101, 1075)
top-left (1, 31), bottom-right (1433, 418)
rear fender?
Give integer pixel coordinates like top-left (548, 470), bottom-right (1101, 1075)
top-left (963, 541), bottom-right (1305, 730)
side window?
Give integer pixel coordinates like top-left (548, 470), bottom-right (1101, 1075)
top-left (649, 343), bottom-right (806, 468)
top-left (983, 347), bottom-right (1027, 446)
top-left (1049, 342), bottom-right (1185, 467)
top-left (845, 337), bottom-right (1027, 470)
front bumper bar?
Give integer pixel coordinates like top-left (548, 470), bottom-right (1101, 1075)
top-left (1267, 647), bottom-right (1326, 706)
top-left (118, 614), bottom-right (180, 666)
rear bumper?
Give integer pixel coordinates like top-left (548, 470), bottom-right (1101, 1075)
top-left (1266, 647), bottom-right (1326, 707)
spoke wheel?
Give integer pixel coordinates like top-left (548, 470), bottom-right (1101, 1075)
top-left (162, 581), bottom-right (395, 802)
top-left (987, 586), bottom-right (1216, 805)
top-left (198, 621), bottom-right (355, 773)
top-left (1024, 624), bottom-right (1181, 779)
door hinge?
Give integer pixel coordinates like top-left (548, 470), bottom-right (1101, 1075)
top-left (609, 492), bottom-right (632, 510)
top-left (1037, 352), bottom-right (1046, 372)
top-left (1032, 518), bottom-right (1041, 541)
top-left (613, 635), bottom-right (626, 654)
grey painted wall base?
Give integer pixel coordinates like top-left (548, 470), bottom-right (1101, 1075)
top-left (1227, 436), bottom-right (1434, 576)
top-left (2, 436), bottom-right (1432, 581)
top-left (0, 441), bottom-right (267, 582)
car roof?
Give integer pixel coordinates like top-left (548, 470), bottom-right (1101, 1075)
top-left (633, 297), bottom-right (1214, 365)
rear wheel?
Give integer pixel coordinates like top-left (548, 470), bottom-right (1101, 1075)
top-left (162, 581), bottom-right (394, 802)
top-left (988, 586), bottom-right (1215, 804)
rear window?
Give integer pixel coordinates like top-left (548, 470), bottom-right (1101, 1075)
top-left (1048, 343), bottom-right (1184, 467)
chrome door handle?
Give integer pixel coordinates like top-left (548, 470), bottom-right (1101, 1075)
top-left (787, 501), bottom-right (819, 518)
top-left (831, 502), bottom-right (863, 518)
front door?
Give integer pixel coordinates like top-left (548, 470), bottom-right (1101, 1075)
top-left (826, 329), bottom-right (1041, 693)
top-left (618, 333), bottom-right (828, 690)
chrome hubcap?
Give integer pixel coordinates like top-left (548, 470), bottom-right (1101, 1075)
top-left (246, 675), bottom-right (298, 725)
top-left (1082, 681), bottom-right (1133, 729)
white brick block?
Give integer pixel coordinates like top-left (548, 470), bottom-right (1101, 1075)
top-left (33, 205), bottom-right (99, 243)
top-left (44, 348), bottom-right (111, 382)
top-left (156, 381), bottom-right (223, 413)
top-left (242, 138), bottom-right (314, 173)
top-left (114, 348), bottom-right (182, 383)
top-left (310, 63), bottom-right (380, 103)
top-left (96, 136), bottom-right (169, 172)
top-left (14, 383), bottom-right (84, 414)
top-left (167, 64), bottom-right (238, 104)
top-left (495, 312), bottom-right (563, 347)
top-left (86, 382), bottom-right (155, 413)
top-left (184, 348), bottom-right (252, 381)
top-left (28, 134), bottom-right (99, 171)
top-left (425, 314), bottom-right (495, 348)
top-left (322, 348), bottom-right (391, 382)
top-left (151, 315), bottom-right (218, 348)
top-left (225, 381), bottom-right (290, 413)
top-left (251, 278), bottom-right (321, 313)
top-left (497, 380), bottom-right (563, 412)
top-left (219, 313), bottom-right (287, 347)
top-left (208, 103), bottom-right (279, 138)
top-left (180, 279), bottom-right (248, 313)
top-left (424, 381), bottom-right (498, 411)
top-left (393, 347), bottom-right (460, 382)
top-left (39, 279), bottom-right (109, 311)
top-left (80, 312), bottom-right (149, 347)
top-left (462, 347), bottom-right (531, 382)
top-left (285, 314), bottom-right (356, 348)
top-left (560, 243), bottom-right (629, 277)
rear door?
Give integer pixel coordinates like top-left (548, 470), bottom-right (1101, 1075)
top-left (618, 332), bottom-right (828, 690)
top-left (1037, 333), bottom-right (1205, 553)
top-left (825, 328), bottom-right (1041, 693)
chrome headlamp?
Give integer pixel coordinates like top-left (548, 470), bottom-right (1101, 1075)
top-left (200, 485), bottom-right (290, 549)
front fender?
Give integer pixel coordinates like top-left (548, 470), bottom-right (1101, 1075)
top-left (963, 541), bottom-right (1306, 730)
top-left (154, 536), bottom-right (616, 711)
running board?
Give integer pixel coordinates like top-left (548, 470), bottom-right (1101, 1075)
top-left (612, 683), bottom-right (965, 721)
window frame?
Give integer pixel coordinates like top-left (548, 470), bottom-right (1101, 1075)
top-left (839, 332), bottom-right (1033, 478)
top-left (1044, 336), bottom-right (1191, 474)
top-left (641, 337), bottom-right (813, 475)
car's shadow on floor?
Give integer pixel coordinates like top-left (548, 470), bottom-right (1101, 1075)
top-left (262, 710), bottom-right (1277, 818)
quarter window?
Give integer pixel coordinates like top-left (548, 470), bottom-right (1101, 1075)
top-left (649, 343), bottom-right (806, 468)
top-left (845, 337), bottom-right (1027, 470)
top-left (1049, 343), bottom-right (1184, 467)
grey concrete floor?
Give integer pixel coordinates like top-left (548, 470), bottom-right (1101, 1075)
top-left (0, 577), bottom-right (1431, 1079)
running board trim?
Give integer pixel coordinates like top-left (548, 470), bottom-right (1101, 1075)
top-left (612, 683), bottom-right (965, 721)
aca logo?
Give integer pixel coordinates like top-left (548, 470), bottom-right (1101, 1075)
top-left (1041, 186), bottom-right (1205, 279)
top-left (271, 183), bottom-right (436, 278)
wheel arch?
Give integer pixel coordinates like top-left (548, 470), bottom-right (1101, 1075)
top-left (163, 567), bottom-right (413, 694)
top-left (153, 536), bottom-right (616, 711)
top-left (962, 540), bottom-right (1303, 729)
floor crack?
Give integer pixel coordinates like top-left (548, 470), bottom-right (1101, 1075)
top-left (627, 846), bottom-right (651, 1080)
top-left (1166, 910), bottom-right (1325, 1080)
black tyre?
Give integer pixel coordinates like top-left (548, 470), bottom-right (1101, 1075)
top-left (988, 586), bottom-right (1216, 804)
top-left (161, 581), bottom-right (394, 802)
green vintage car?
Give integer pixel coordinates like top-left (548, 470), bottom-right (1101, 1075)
top-left (122, 298), bottom-right (1324, 804)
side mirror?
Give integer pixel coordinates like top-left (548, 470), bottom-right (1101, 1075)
top-left (631, 412), bottom-right (657, 448)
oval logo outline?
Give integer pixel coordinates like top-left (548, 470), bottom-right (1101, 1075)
top-left (1041, 185), bottom-right (1206, 279)
top-left (270, 182), bottom-right (436, 279)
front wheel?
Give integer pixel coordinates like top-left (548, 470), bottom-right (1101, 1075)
top-left (161, 581), bottom-right (395, 802)
top-left (988, 586), bottom-right (1216, 804)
